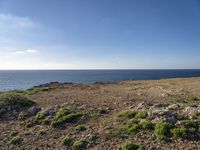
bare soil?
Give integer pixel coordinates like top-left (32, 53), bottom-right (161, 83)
top-left (0, 77), bottom-right (200, 150)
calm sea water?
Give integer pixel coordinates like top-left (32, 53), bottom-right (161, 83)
top-left (0, 70), bottom-right (200, 91)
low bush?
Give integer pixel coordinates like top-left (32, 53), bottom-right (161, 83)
top-left (37, 129), bottom-right (47, 135)
top-left (183, 120), bottom-right (199, 131)
top-left (127, 123), bottom-right (141, 134)
top-left (117, 110), bottom-right (137, 119)
top-left (0, 93), bottom-right (35, 108)
top-left (61, 135), bottom-right (73, 146)
top-left (72, 140), bottom-right (88, 150)
top-left (139, 120), bottom-right (154, 130)
top-left (135, 110), bottom-right (148, 119)
top-left (154, 122), bottom-right (172, 141)
top-left (122, 142), bottom-right (144, 150)
top-left (10, 136), bottom-right (23, 145)
top-left (75, 125), bottom-right (87, 132)
top-left (51, 112), bottom-right (83, 128)
top-left (42, 118), bottom-right (51, 125)
top-left (171, 127), bottom-right (187, 138)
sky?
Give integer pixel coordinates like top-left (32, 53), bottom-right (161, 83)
top-left (0, 0), bottom-right (200, 69)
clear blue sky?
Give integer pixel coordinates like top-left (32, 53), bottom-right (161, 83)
top-left (0, 0), bottom-right (200, 69)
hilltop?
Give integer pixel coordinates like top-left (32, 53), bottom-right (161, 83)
top-left (0, 77), bottom-right (200, 150)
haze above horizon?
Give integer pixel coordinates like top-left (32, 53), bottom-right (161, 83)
top-left (0, 0), bottom-right (200, 69)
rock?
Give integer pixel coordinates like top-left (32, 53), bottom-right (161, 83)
top-left (27, 106), bottom-right (40, 116)
top-left (148, 106), bottom-right (178, 124)
top-left (151, 116), bottom-right (177, 124)
top-left (183, 106), bottom-right (199, 119)
top-left (167, 104), bottom-right (182, 110)
top-left (39, 105), bottom-right (61, 119)
top-left (134, 101), bottom-right (150, 110)
top-left (18, 106), bottom-right (40, 119)
top-left (148, 108), bottom-right (175, 118)
top-left (163, 116), bottom-right (177, 124)
top-left (0, 108), bottom-right (6, 114)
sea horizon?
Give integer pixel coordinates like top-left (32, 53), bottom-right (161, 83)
top-left (1, 69), bottom-right (200, 91)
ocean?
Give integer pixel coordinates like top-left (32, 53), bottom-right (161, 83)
top-left (0, 70), bottom-right (200, 91)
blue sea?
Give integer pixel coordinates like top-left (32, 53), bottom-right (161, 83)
top-left (0, 70), bottom-right (200, 91)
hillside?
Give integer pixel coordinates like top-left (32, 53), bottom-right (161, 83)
top-left (0, 77), bottom-right (200, 150)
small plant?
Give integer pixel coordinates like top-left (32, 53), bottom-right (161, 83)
top-left (127, 118), bottom-right (139, 126)
top-left (26, 119), bottom-right (39, 128)
top-left (42, 118), bottom-right (51, 125)
top-left (135, 110), bottom-right (148, 119)
top-left (154, 122), bottom-right (171, 141)
top-left (52, 113), bottom-right (83, 127)
top-left (139, 120), bottom-right (154, 130)
top-left (127, 123), bottom-right (141, 134)
top-left (10, 136), bottom-right (23, 145)
top-left (183, 120), bottom-right (199, 131)
top-left (122, 142), bottom-right (144, 150)
top-left (51, 111), bottom-right (83, 128)
top-left (72, 140), bottom-right (88, 150)
top-left (105, 125), bottom-right (127, 139)
top-left (117, 110), bottom-right (137, 119)
top-left (61, 135), bottom-right (73, 146)
top-left (0, 93), bottom-right (35, 108)
top-left (54, 108), bottom-right (71, 121)
top-left (37, 129), bottom-right (47, 135)
top-left (171, 127), bottom-right (187, 138)
top-left (189, 97), bottom-right (200, 101)
top-left (75, 125), bottom-right (87, 132)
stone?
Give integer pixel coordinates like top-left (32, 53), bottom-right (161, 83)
top-left (167, 104), bottom-right (182, 110)
top-left (134, 101), bottom-right (150, 110)
top-left (0, 108), bottom-right (6, 114)
top-left (27, 106), bottom-right (40, 116)
top-left (18, 106), bottom-right (40, 119)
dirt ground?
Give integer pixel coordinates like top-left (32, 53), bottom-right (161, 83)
top-left (0, 77), bottom-right (200, 150)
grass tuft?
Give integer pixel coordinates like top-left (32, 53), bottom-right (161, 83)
top-left (61, 135), bottom-right (73, 146)
top-left (51, 112), bottom-right (83, 128)
top-left (72, 140), bottom-right (88, 150)
top-left (117, 110), bottom-right (137, 119)
top-left (10, 136), bottom-right (23, 145)
top-left (154, 122), bottom-right (172, 141)
top-left (122, 142), bottom-right (144, 150)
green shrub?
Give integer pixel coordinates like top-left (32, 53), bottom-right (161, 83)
top-left (42, 118), bottom-right (51, 125)
top-left (189, 97), bottom-right (200, 101)
top-left (75, 125), bottom-right (87, 132)
top-left (0, 93), bottom-right (35, 108)
top-left (54, 108), bottom-right (71, 121)
top-left (61, 135), bottom-right (73, 146)
top-left (127, 123), bottom-right (141, 134)
top-left (72, 140), bottom-right (87, 150)
top-left (51, 112), bottom-right (83, 128)
top-left (37, 129), bottom-right (47, 135)
top-left (139, 120), bottom-right (154, 130)
top-left (127, 118), bottom-right (139, 126)
top-left (183, 120), bottom-right (199, 131)
top-left (105, 125), bottom-right (127, 139)
top-left (154, 122), bottom-right (171, 141)
top-left (122, 142), bottom-right (144, 150)
top-left (171, 127), bottom-right (187, 138)
top-left (10, 136), bottom-right (23, 145)
top-left (26, 119), bottom-right (39, 128)
top-left (135, 110), bottom-right (148, 119)
top-left (117, 110), bottom-right (137, 119)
